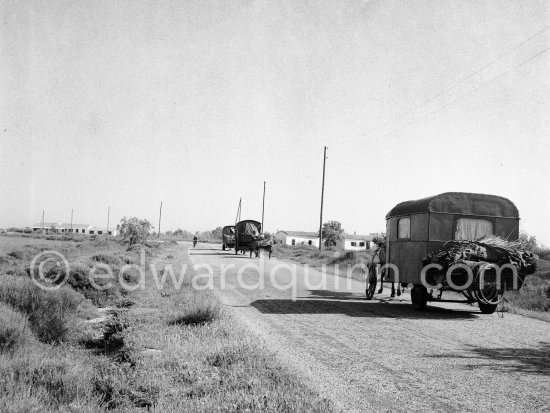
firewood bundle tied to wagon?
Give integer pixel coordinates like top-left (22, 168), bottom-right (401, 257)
top-left (422, 236), bottom-right (537, 309)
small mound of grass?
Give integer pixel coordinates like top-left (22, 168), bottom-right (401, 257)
top-left (115, 253), bottom-right (137, 265)
top-left (90, 253), bottom-right (122, 266)
top-left (7, 246), bottom-right (41, 261)
top-left (168, 294), bottom-right (221, 326)
top-left (206, 346), bottom-right (250, 368)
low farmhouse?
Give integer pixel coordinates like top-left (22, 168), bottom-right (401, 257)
top-left (336, 234), bottom-right (373, 251)
top-left (31, 222), bottom-right (118, 236)
top-left (275, 231), bottom-right (319, 247)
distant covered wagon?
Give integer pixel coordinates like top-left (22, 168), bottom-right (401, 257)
top-left (366, 192), bottom-right (535, 314)
top-left (234, 220), bottom-right (262, 255)
top-left (234, 220), bottom-right (272, 258)
top-left (222, 225), bottom-right (235, 251)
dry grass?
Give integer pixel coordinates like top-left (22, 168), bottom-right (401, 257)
top-left (273, 244), bottom-right (373, 281)
top-left (0, 274), bottom-right (83, 344)
top-left (502, 258), bottom-right (550, 316)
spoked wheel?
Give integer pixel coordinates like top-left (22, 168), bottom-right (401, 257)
top-left (474, 263), bottom-right (503, 314)
top-left (365, 264), bottom-right (377, 300)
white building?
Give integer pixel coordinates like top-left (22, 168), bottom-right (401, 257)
top-left (336, 234), bottom-right (373, 251)
top-left (31, 222), bottom-right (119, 236)
top-left (275, 231), bottom-right (319, 247)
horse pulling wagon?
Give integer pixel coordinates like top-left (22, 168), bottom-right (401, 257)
top-left (234, 219), bottom-right (273, 258)
top-left (222, 226), bottom-right (235, 251)
top-left (365, 192), bottom-right (536, 314)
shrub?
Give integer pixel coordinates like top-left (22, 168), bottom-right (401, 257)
top-left (116, 253), bottom-right (137, 265)
top-left (65, 261), bottom-right (127, 307)
top-left (90, 253), bottom-right (121, 266)
top-left (0, 275), bottom-right (83, 343)
top-left (7, 247), bottom-right (41, 261)
top-left (0, 255), bottom-right (15, 265)
top-left (168, 293), bottom-right (221, 326)
top-left (0, 303), bottom-right (33, 352)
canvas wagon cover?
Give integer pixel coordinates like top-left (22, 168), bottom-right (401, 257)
top-left (236, 220), bottom-right (261, 236)
top-left (386, 192), bottom-right (519, 219)
top-left (222, 226), bottom-right (235, 235)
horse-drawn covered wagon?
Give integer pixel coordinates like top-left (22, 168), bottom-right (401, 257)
top-left (222, 225), bottom-right (235, 251)
top-left (366, 192), bottom-right (536, 314)
top-left (234, 219), bottom-right (273, 258)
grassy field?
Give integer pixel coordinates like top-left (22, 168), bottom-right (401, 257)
top-left (0, 235), bottom-right (335, 412)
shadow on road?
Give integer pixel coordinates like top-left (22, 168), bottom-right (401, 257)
top-left (428, 342), bottom-right (550, 375)
top-left (299, 289), bottom-right (361, 300)
top-left (250, 298), bottom-right (479, 319)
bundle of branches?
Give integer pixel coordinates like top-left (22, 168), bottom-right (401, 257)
top-left (423, 236), bottom-right (537, 277)
top-left (252, 233), bottom-right (273, 247)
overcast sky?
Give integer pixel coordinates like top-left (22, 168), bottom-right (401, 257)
top-left (1, 0), bottom-right (549, 244)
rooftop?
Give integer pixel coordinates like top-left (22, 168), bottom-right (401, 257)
top-left (277, 230), bottom-right (318, 238)
top-left (342, 234), bottom-right (374, 241)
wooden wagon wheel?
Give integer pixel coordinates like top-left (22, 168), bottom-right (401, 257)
top-left (365, 262), bottom-right (377, 300)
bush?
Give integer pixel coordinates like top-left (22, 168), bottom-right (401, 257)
top-left (7, 247), bottom-right (41, 261)
top-left (90, 253), bottom-right (122, 266)
top-left (0, 303), bottom-right (33, 352)
top-left (168, 293), bottom-right (221, 326)
top-left (0, 274), bottom-right (83, 343)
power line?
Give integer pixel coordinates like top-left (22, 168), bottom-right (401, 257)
top-left (379, 46), bottom-right (549, 139)
top-left (367, 25), bottom-right (550, 136)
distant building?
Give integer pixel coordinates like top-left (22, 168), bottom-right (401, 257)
top-left (336, 234), bottom-right (374, 251)
top-left (31, 222), bottom-right (118, 236)
top-left (275, 230), bottom-right (319, 247)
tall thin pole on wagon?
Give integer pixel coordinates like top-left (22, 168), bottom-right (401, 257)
top-left (261, 181), bottom-right (266, 232)
top-left (106, 207), bottom-right (110, 236)
top-left (318, 146), bottom-right (327, 250)
top-left (235, 198), bottom-right (242, 225)
top-left (158, 201), bottom-right (162, 239)
top-left (41, 210), bottom-right (45, 233)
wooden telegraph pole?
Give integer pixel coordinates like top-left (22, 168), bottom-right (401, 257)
top-left (319, 146), bottom-right (327, 250)
top-left (158, 201), bottom-right (163, 239)
top-left (70, 209), bottom-right (73, 232)
top-left (261, 181), bottom-right (266, 232)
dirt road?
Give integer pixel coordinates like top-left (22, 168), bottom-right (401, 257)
top-left (189, 244), bottom-right (550, 412)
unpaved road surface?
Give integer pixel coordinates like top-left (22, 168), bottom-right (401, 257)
top-left (189, 244), bottom-right (550, 412)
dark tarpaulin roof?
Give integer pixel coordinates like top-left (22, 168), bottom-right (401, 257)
top-left (386, 192), bottom-right (519, 219)
top-left (222, 226), bottom-right (235, 235)
top-left (235, 220), bottom-right (261, 235)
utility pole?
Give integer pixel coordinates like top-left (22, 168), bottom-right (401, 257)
top-left (261, 181), bottom-right (266, 232)
top-left (70, 209), bottom-right (73, 232)
top-left (106, 207), bottom-right (110, 236)
top-left (41, 210), bottom-right (45, 233)
top-left (158, 201), bottom-right (163, 239)
top-left (319, 146), bottom-right (327, 250)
